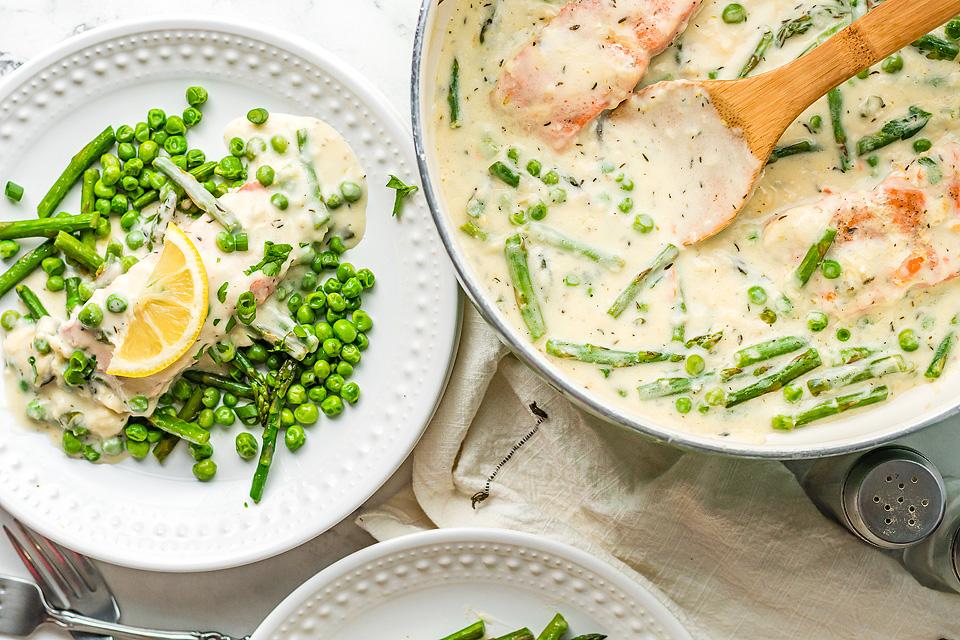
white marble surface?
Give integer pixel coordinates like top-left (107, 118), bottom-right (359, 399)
top-left (0, 1), bottom-right (421, 638)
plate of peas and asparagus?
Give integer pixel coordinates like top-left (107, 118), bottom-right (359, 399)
top-left (0, 19), bottom-right (460, 571)
top-left (250, 528), bottom-right (691, 640)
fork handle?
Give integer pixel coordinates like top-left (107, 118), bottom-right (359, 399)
top-left (48, 607), bottom-right (250, 640)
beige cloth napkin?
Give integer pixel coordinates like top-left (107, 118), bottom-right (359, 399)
top-left (357, 303), bottom-right (960, 639)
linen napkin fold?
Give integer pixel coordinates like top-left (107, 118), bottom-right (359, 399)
top-left (357, 303), bottom-right (960, 639)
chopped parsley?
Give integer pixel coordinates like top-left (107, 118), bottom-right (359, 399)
top-left (244, 242), bottom-right (293, 277)
top-left (386, 175), bottom-right (419, 217)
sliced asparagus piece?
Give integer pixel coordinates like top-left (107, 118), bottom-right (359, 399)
top-left (794, 227), bottom-right (836, 287)
top-left (505, 233), bottom-right (546, 339)
top-left (925, 331), bottom-right (955, 379)
top-left (855, 106), bottom-right (932, 155)
top-left (79, 168), bottom-right (98, 250)
top-left (768, 139), bottom-right (822, 164)
top-left (912, 34), bottom-right (959, 61)
top-left (734, 336), bottom-right (806, 368)
top-left (250, 359), bottom-right (299, 503)
top-left (773, 385), bottom-right (888, 430)
top-left (148, 412), bottom-right (210, 446)
top-left (183, 370), bottom-right (255, 398)
top-left (529, 223), bottom-right (624, 270)
top-left (637, 377), bottom-right (697, 399)
top-left (448, 57), bottom-right (461, 128)
top-left (536, 613), bottom-right (568, 640)
top-left (685, 332), bottom-right (723, 351)
top-left (837, 346), bottom-right (877, 365)
top-left (725, 348), bottom-right (822, 407)
top-left (153, 156), bottom-right (242, 233)
top-left (38, 126), bottom-right (116, 218)
top-left (15, 284), bottom-right (48, 320)
top-left (546, 339), bottom-right (680, 367)
top-left (0, 212), bottom-right (100, 240)
top-left (440, 620), bottom-right (484, 640)
top-left (607, 244), bottom-right (679, 318)
top-left (827, 88), bottom-right (853, 172)
top-left (295, 128), bottom-right (332, 230)
top-left (459, 221), bottom-right (489, 241)
top-left (738, 27), bottom-right (773, 78)
top-left (0, 240), bottom-right (56, 297)
top-left (54, 230), bottom-right (102, 273)
top-left (807, 354), bottom-right (910, 396)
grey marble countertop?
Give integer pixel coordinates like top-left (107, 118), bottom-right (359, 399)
top-left (0, 1), bottom-right (420, 638)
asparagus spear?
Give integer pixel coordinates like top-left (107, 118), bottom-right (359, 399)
top-left (925, 332), bottom-right (955, 379)
top-left (0, 212), bottom-right (100, 240)
top-left (132, 189), bottom-right (158, 210)
top-left (734, 336), bottom-right (806, 368)
top-left (54, 230), bottom-right (102, 273)
top-left (768, 139), bottom-right (822, 164)
top-left (797, 22), bottom-right (846, 57)
top-left (493, 630), bottom-right (535, 640)
top-left (671, 277), bottom-right (687, 343)
top-left (738, 27), bottom-right (773, 78)
top-left (153, 156), bottom-right (242, 233)
top-left (0, 239), bottom-right (56, 297)
top-left (807, 354), bottom-right (910, 395)
top-left (79, 168), bottom-right (98, 250)
top-left (490, 161), bottom-right (520, 187)
top-left (536, 613), bottom-right (569, 640)
top-left (528, 223), bottom-right (624, 270)
top-left (685, 332), bottom-right (723, 351)
top-left (154, 385), bottom-right (203, 462)
top-left (251, 358), bottom-right (300, 503)
top-left (448, 57), bottom-right (461, 128)
top-left (189, 160), bottom-right (217, 182)
top-left (546, 339), bottom-right (680, 367)
top-left (15, 284), bottom-right (48, 320)
top-left (459, 221), bottom-right (489, 241)
top-left (64, 277), bottom-right (81, 317)
top-left (440, 620), bottom-right (485, 640)
top-left (504, 233), bottom-right (546, 339)
top-left (637, 377), bottom-right (695, 399)
top-left (607, 244), bottom-right (679, 318)
top-left (794, 227), bottom-right (837, 286)
top-left (856, 106), bottom-right (932, 155)
top-left (772, 385), bottom-right (888, 430)
top-left (183, 370), bottom-right (255, 398)
top-left (912, 34), bottom-right (959, 61)
top-left (148, 412), bottom-right (211, 446)
top-left (37, 126), bottom-right (116, 218)
top-left (837, 346), bottom-right (877, 365)
top-left (569, 636), bottom-right (608, 640)
top-left (295, 129), bottom-right (332, 230)
top-left (725, 348), bottom-right (822, 407)
top-left (827, 88), bottom-right (853, 172)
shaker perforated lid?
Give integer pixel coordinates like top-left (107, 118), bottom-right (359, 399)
top-left (841, 447), bottom-right (945, 549)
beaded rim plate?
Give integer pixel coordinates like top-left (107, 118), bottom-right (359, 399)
top-left (0, 17), bottom-right (460, 572)
top-left (251, 528), bottom-right (692, 640)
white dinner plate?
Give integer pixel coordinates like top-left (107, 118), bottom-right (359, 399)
top-left (251, 528), bottom-right (692, 640)
top-left (0, 17), bottom-right (460, 571)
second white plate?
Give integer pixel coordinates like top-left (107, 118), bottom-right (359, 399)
top-left (0, 18), bottom-right (460, 571)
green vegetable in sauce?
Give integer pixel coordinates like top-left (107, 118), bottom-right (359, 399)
top-left (855, 106), bottom-right (933, 155)
top-left (795, 227), bottom-right (837, 287)
top-left (738, 27), bottom-right (773, 78)
top-left (725, 348), bottom-right (822, 407)
top-left (489, 161), bottom-right (521, 187)
top-left (912, 34), bottom-right (959, 61)
top-left (773, 385), bottom-right (888, 430)
top-left (827, 88), bottom-right (853, 172)
top-left (734, 336), bottom-right (806, 368)
top-left (504, 233), bottom-right (546, 339)
top-left (925, 332), bottom-right (955, 379)
top-left (448, 58), bottom-right (461, 128)
top-left (607, 244), bottom-right (678, 318)
top-left (807, 354), bottom-right (910, 396)
top-left (546, 339), bottom-right (680, 367)
top-left (768, 139), bottom-right (821, 164)
top-left (386, 174), bottom-right (419, 217)
top-left (898, 328), bottom-right (919, 352)
top-left (722, 3), bottom-right (747, 24)
top-left (38, 126), bottom-right (116, 218)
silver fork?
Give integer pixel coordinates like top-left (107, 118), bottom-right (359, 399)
top-left (3, 520), bottom-right (119, 640)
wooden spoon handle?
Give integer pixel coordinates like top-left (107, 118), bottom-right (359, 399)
top-left (778, 0), bottom-right (960, 110)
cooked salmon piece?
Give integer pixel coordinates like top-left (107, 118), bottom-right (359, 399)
top-left (493, 0), bottom-right (703, 149)
top-left (763, 140), bottom-right (960, 315)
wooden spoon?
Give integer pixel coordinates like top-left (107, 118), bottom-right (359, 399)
top-left (686, 0), bottom-right (960, 244)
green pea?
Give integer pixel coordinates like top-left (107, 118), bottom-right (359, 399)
top-left (747, 285), bottom-right (767, 305)
top-left (913, 138), bottom-right (933, 153)
top-left (78, 304), bottom-right (103, 328)
top-left (271, 193), bottom-right (289, 210)
top-left (340, 381), bottom-right (360, 404)
top-left (44, 275), bottom-right (63, 292)
top-left (32, 336), bottom-right (51, 354)
top-left (285, 423), bottom-right (306, 451)
top-left (807, 311), bottom-right (828, 332)
top-left (898, 328), bottom-right (920, 352)
top-left (340, 181), bottom-right (363, 203)
top-left (881, 54), bottom-right (904, 74)
top-left (42, 256), bottom-right (65, 276)
top-left (186, 85), bottom-right (208, 107)
top-left (836, 327), bottom-right (851, 342)
top-left (279, 407), bottom-right (295, 427)
top-left (0, 239), bottom-right (19, 260)
top-left (195, 408), bottom-right (214, 429)
top-left (618, 176), bottom-right (634, 191)
top-left (313, 359), bottom-right (332, 380)
top-left (526, 159), bottom-right (542, 176)
top-left (685, 354), bottom-right (705, 376)
top-left (783, 384), bottom-right (804, 403)
top-left (542, 170), bottom-right (560, 185)
top-left (821, 260), bottom-right (842, 279)
top-left (117, 141), bottom-right (136, 161)
top-left (164, 115), bottom-right (185, 135)
top-left (329, 237), bottom-right (347, 255)
top-left (193, 459), bottom-right (217, 481)
top-left (321, 395), bottom-right (344, 417)
top-left (327, 292), bottom-right (346, 313)
top-left (138, 140), bottom-right (159, 164)
top-left (245, 343), bottom-right (268, 364)
top-left (134, 122), bottom-right (150, 143)
top-left (62, 430), bottom-right (83, 455)
top-left (201, 387), bottom-right (221, 409)
top-left (247, 107), bottom-right (269, 125)
top-left (722, 2), bottom-right (747, 23)
top-left (808, 115), bottom-right (823, 133)
top-left (120, 210), bottom-right (139, 231)
top-left (182, 107), bottom-right (202, 128)
top-left (93, 179), bottom-right (115, 199)
top-left (245, 137), bottom-right (267, 159)
top-left (325, 373), bottom-right (345, 394)
top-left (216, 231), bottom-right (236, 253)
top-left (308, 386), bottom-right (328, 404)
top-left (296, 304), bottom-right (316, 324)
top-left (105, 293), bottom-right (127, 313)
top-left (111, 193), bottom-right (128, 214)
top-left (235, 432), bottom-right (258, 460)
top-left (759, 308), bottom-right (778, 325)
top-left (256, 165), bottom-right (275, 187)
top-left (127, 439), bottom-right (150, 459)
top-left (121, 255), bottom-right (139, 272)
top-left (164, 135), bottom-right (188, 155)
top-left (527, 201), bottom-right (548, 221)
top-left (146, 108), bottom-right (166, 130)
top-left (116, 124), bottom-right (135, 142)
top-left (705, 387), bottom-right (726, 406)
top-left (270, 135), bottom-right (288, 153)
top-left (287, 383), bottom-right (307, 406)
top-left (341, 344), bottom-right (362, 364)
top-left (617, 197), bottom-right (634, 213)
top-left (125, 230), bottom-right (145, 250)
top-left (341, 278), bottom-right (362, 299)
top-left (0, 309), bottom-right (19, 331)
top-left (675, 397), bottom-right (692, 414)
top-left (294, 402), bottom-right (319, 425)
top-left (633, 214), bottom-right (655, 233)
top-left (214, 405), bottom-right (235, 426)
top-left (301, 272), bottom-right (318, 292)
top-left (336, 361), bottom-right (353, 378)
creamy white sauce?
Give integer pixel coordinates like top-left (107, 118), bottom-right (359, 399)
top-left (434, 0), bottom-right (960, 442)
top-left (2, 113), bottom-right (366, 441)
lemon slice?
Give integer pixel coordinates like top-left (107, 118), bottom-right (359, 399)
top-left (107, 223), bottom-right (208, 378)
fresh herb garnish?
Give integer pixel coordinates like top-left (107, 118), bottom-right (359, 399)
top-left (386, 175), bottom-right (419, 217)
top-left (217, 282), bottom-right (228, 303)
top-left (244, 241), bottom-right (293, 277)
top-left (63, 350), bottom-right (95, 386)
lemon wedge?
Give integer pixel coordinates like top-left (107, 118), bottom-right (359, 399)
top-left (107, 223), bottom-right (208, 378)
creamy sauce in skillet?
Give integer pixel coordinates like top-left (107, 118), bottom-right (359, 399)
top-left (3, 114), bottom-right (365, 440)
top-left (434, 0), bottom-right (960, 441)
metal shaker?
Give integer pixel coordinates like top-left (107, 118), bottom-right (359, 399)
top-left (902, 482), bottom-right (960, 593)
top-left (788, 446), bottom-right (946, 549)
